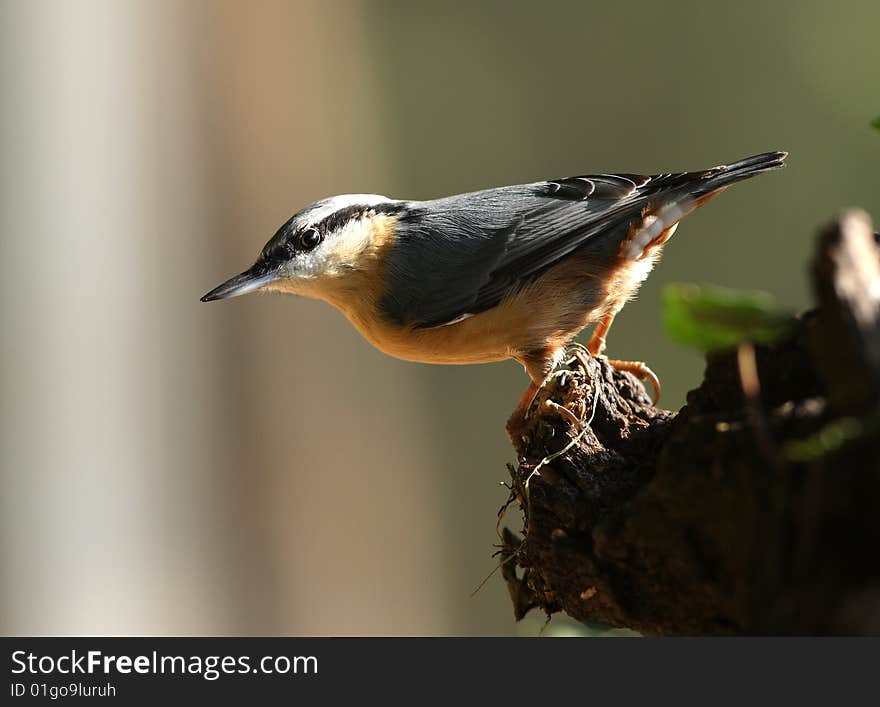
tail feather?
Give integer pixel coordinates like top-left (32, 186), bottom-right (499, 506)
top-left (620, 150), bottom-right (786, 259)
top-left (693, 150), bottom-right (787, 195)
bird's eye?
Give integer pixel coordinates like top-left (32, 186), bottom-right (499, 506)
top-left (298, 228), bottom-right (322, 251)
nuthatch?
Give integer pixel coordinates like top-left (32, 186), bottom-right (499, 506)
top-left (202, 151), bottom-right (786, 423)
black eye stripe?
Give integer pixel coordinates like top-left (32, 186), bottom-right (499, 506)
top-left (316, 205), bottom-right (370, 235)
top-left (261, 201), bottom-right (404, 265)
top-left (313, 202), bottom-right (404, 235)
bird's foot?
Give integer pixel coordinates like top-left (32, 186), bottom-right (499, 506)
top-left (604, 358), bottom-right (661, 404)
top-left (506, 348), bottom-right (659, 450)
top-left (564, 342), bottom-right (593, 372)
top-left (567, 341), bottom-right (660, 404)
top-left (506, 344), bottom-right (594, 444)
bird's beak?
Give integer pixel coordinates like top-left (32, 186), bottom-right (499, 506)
top-left (200, 265), bottom-right (278, 302)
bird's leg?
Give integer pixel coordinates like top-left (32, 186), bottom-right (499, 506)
top-left (586, 313), bottom-right (615, 357)
top-left (507, 350), bottom-right (569, 441)
top-left (584, 313), bottom-right (661, 404)
top-left (506, 379), bottom-right (542, 444)
top-left (512, 381), bottom-right (540, 423)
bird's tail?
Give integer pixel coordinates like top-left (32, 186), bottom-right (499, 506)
top-left (619, 151), bottom-right (787, 259)
top-left (691, 151), bottom-right (787, 196)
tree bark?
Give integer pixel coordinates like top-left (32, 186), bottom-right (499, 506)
top-left (501, 210), bottom-right (880, 635)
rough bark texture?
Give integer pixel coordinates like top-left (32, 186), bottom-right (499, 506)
top-left (501, 210), bottom-right (880, 635)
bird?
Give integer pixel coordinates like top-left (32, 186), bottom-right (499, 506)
top-left (202, 150), bottom-right (786, 427)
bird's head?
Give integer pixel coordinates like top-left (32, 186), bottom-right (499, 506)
top-left (201, 194), bottom-right (400, 303)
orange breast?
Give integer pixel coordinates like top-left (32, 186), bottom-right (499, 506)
top-left (325, 245), bottom-right (651, 369)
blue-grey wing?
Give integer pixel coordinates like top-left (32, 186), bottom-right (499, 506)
top-left (379, 152), bottom-right (785, 329)
top-left (381, 176), bottom-right (638, 327)
top-left (378, 174), bottom-right (655, 329)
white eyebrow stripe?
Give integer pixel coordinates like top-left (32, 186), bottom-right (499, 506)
top-left (304, 194), bottom-right (393, 227)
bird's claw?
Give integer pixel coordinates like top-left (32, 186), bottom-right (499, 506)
top-left (605, 358), bottom-right (661, 405)
top-left (509, 346), bottom-right (660, 447)
top-left (565, 346), bottom-right (661, 405)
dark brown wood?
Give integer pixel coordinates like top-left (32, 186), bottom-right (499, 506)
top-left (501, 210), bottom-right (880, 635)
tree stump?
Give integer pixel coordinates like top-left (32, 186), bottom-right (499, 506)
top-left (501, 210), bottom-right (880, 635)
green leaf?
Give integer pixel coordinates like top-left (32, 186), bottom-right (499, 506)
top-left (662, 283), bottom-right (795, 353)
top-left (872, 115), bottom-right (880, 132)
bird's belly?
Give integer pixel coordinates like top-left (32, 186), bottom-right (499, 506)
top-left (356, 316), bottom-right (514, 366)
top-left (344, 287), bottom-right (604, 367)
top-left (323, 249), bottom-right (651, 369)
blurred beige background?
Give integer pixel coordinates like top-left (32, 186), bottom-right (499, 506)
top-left (1, 0), bottom-right (878, 635)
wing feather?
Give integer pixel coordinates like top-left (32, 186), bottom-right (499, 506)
top-left (379, 152), bottom-right (785, 328)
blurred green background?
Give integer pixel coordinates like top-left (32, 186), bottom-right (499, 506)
top-left (1, 0), bottom-right (878, 635)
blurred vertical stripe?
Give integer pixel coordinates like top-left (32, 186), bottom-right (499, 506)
top-left (0, 0), bottom-right (455, 635)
